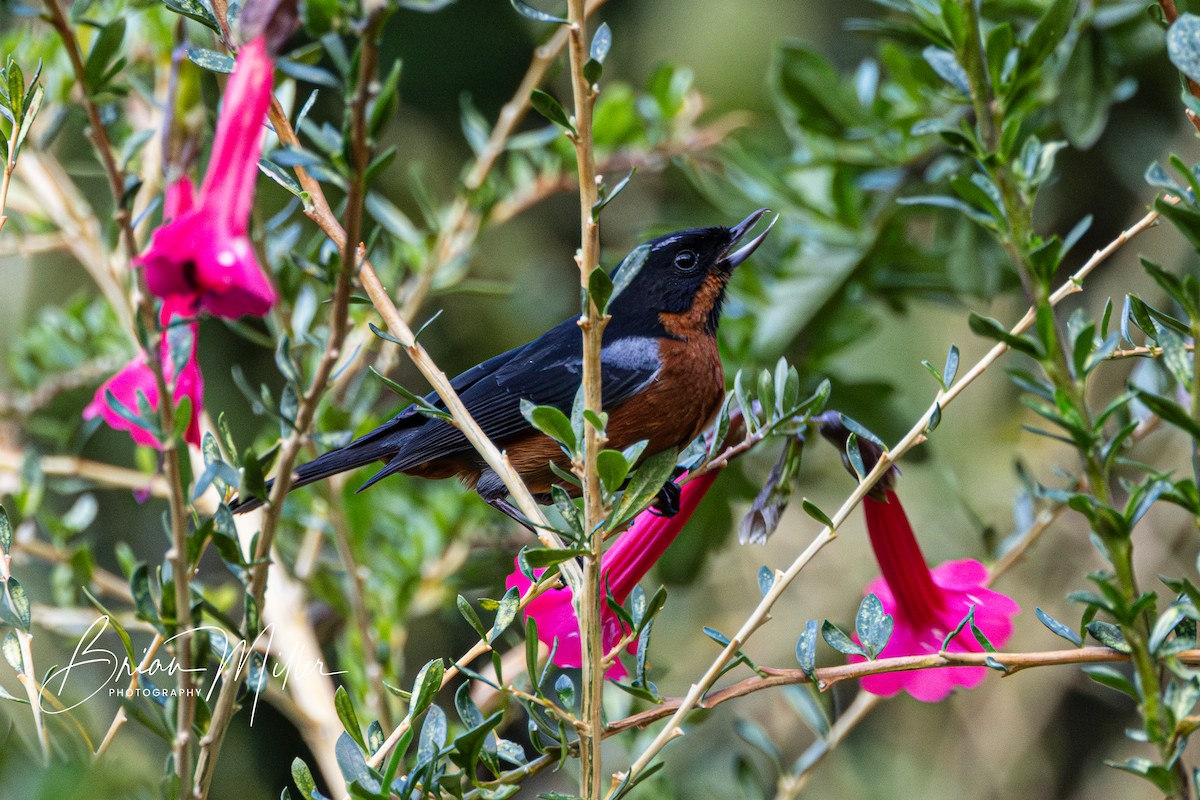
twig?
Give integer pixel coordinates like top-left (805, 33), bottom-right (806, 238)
top-left (609, 206), bottom-right (1164, 792)
top-left (15, 537), bottom-right (132, 602)
top-left (0, 448), bottom-right (169, 498)
top-left (0, 537), bottom-right (49, 759)
top-left (608, 647), bottom-right (1200, 735)
top-left (563, 0), bottom-right (607, 795)
top-left (95, 633), bottom-right (165, 758)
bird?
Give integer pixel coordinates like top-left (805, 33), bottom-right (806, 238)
top-left (231, 209), bottom-right (775, 521)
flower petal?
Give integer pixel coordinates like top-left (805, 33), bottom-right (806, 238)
top-left (201, 36), bottom-right (274, 232)
top-left (84, 356), bottom-right (163, 449)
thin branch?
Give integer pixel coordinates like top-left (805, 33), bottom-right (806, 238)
top-left (564, 0), bottom-right (606, 795)
top-left (0, 448), bottom-right (169, 498)
top-left (608, 647), bottom-right (1200, 735)
top-left (95, 634), bottom-right (165, 758)
top-left (0, 542), bottom-right (49, 759)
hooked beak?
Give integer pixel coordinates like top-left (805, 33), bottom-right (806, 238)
top-left (722, 208), bottom-right (778, 270)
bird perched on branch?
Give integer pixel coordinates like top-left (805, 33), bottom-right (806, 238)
top-left (232, 209), bottom-right (775, 520)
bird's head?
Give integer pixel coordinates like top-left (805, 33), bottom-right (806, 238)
top-left (609, 209), bottom-right (775, 337)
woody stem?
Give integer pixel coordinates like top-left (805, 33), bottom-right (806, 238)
top-left (565, 0), bottom-right (606, 797)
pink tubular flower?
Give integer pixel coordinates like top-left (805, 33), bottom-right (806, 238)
top-left (506, 470), bottom-right (721, 680)
top-left (854, 489), bottom-right (1019, 702)
top-left (136, 37), bottom-right (276, 318)
top-left (85, 299), bottom-right (203, 449)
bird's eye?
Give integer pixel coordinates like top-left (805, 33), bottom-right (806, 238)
top-left (674, 250), bottom-right (698, 271)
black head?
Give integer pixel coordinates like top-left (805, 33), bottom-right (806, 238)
top-left (609, 209), bottom-right (775, 337)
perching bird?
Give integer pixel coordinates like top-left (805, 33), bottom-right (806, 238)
top-left (232, 209), bottom-right (775, 520)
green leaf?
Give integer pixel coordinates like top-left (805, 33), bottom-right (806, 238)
top-left (609, 448), bottom-right (678, 529)
top-left (509, 0), bottom-right (567, 24)
top-left (457, 595), bottom-right (488, 640)
top-left (291, 758), bottom-right (321, 800)
top-left (490, 586), bottom-right (520, 643)
top-left (520, 400), bottom-right (576, 451)
top-left (1132, 388), bottom-right (1200, 441)
top-left (596, 449), bottom-right (631, 494)
top-left (258, 158), bottom-right (306, 200)
top-left (551, 674), bottom-right (575, 711)
top-left (11, 83), bottom-right (42, 164)
top-left (185, 47), bottom-right (235, 74)
top-left (524, 617), bottom-right (542, 685)
top-left (409, 658), bottom-right (445, 718)
top-left (1106, 757), bottom-right (1180, 795)
top-left (162, 0), bottom-right (220, 31)
top-left (1086, 620), bottom-right (1131, 653)
top-left (334, 686), bottom-right (366, 752)
top-left (800, 499), bottom-right (833, 528)
top-left (783, 685), bottom-right (829, 739)
top-left (84, 19), bottom-right (126, 92)
top-left (82, 588), bottom-right (136, 665)
top-left (1083, 664), bottom-right (1137, 700)
top-left (4, 578), bottom-right (30, 632)
top-left (854, 593), bottom-right (893, 659)
top-left (922, 46), bottom-right (969, 94)
top-left (925, 402), bottom-right (943, 434)
top-left (416, 704), bottom-right (447, 765)
top-left (1059, 28), bottom-right (1112, 149)
top-left (2, 631), bottom-right (23, 674)
top-left (369, 367), bottom-right (451, 421)
top-left (610, 243), bottom-right (650, 303)
top-left (968, 313), bottom-right (1043, 357)
top-left (844, 433), bottom-right (865, 481)
top-left (0, 506), bottom-right (10, 555)
top-left (820, 620), bottom-right (866, 658)
top-left (795, 619), bottom-right (818, 682)
top-left (334, 732), bottom-right (377, 794)
top-left (588, 265), bottom-right (614, 314)
top-left (756, 565), bottom-right (775, 597)
top-left (529, 89), bottom-right (575, 135)
top-left (521, 546), bottom-right (589, 569)
top-left (1035, 607), bottom-right (1083, 646)
top-left (942, 344), bottom-right (960, 387)
top-left (584, 21), bottom-right (612, 83)
top-left (1023, 0), bottom-right (1075, 69)
top-left (1169, 14), bottom-right (1200, 85)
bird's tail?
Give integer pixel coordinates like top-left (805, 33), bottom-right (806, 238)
top-left (229, 436), bottom-right (396, 514)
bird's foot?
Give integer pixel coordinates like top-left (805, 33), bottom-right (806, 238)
top-left (650, 478), bottom-right (681, 518)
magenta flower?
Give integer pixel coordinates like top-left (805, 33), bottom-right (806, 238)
top-left (506, 470), bottom-right (721, 680)
top-left (85, 299), bottom-right (203, 449)
top-left (136, 36), bottom-right (276, 318)
top-left (854, 489), bottom-right (1019, 702)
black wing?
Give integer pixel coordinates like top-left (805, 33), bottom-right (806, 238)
top-left (379, 321), bottom-right (662, 476)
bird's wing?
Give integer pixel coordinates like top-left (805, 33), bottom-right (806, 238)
top-left (387, 323), bottom-right (662, 472)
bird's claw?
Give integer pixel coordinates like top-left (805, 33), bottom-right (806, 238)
top-left (650, 479), bottom-right (681, 518)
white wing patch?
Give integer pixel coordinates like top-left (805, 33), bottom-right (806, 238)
top-left (601, 336), bottom-right (662, 374)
